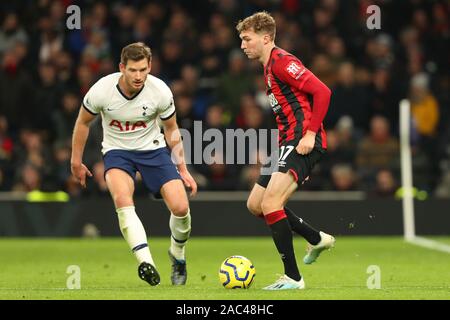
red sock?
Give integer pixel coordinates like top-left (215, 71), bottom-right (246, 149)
top-left (264, 209), bottom-right (287, 225)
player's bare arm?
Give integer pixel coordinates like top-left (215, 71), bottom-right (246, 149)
top-left (71, 106), bottom-right (95, 188)
top-left (162, 114), bottom-right (198, 196)
top-left (296, 130), bottom-right (316, 155)
top-left (296, 74), bottom-right (331, 155)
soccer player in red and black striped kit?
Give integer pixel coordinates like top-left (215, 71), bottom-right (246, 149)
top-left (237, 12), bottom-right (335, 290)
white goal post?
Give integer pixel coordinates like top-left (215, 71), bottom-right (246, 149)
top-left (399, 99), bottom-right (416, 241)
top-left (399, 99), bottom-right (450, 253)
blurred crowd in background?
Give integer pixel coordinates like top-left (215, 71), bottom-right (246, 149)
top-left (0, 0), bottom-right (449, 198)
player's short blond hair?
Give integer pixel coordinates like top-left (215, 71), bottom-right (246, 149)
top-left (121, 42), bottom-right (152, 65)
top-left (236, 11), bottom-right (276, 41)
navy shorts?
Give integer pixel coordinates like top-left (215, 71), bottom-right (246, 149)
top-left (103, 147), bottom-right (181, 198)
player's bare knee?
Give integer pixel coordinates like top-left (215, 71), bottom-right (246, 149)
top-left (113, 194), bottom-right (134, 208)
top-left (247, 199), bottom-right (262, 216)
top-left (170, 202), bottom-right (189, 217)
top-left (261, 194), bottom-right (283, 214)
top-left (260, 199), bottom-right (272, 214)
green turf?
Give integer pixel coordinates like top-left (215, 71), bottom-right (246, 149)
top-left (0, 237), bottom-right (449, 300)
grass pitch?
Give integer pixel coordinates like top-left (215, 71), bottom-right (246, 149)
top-left (0, 237), bottom-right (449, 300)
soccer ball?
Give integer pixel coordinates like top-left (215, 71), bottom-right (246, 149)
top-left (219, 255), bottom-right (256, 289)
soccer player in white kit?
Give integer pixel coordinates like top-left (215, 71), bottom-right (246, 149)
top-left (71, 42), bottom-right (197, 286)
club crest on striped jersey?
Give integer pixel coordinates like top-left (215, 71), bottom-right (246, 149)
top-left (285, 61), bottom-right (305, 79)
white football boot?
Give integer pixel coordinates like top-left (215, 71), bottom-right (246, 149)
top-left (262, 275), bottom-right (305, 290)
top-left (303, 231), bottom-right (335, 264)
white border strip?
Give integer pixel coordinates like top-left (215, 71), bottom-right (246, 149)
top-left (0, 191), bottom-right (367, 202)
top-left (186, 191), bottom-right (366, 201)
top-left (407, 236), bottom-right (450, 254)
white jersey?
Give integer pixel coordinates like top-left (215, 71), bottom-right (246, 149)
top-left (83, 72), bottom-right (175, 154)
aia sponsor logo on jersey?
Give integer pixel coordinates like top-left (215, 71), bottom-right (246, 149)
top-left (109, 120), bottom-right (147, 131)
top-left (285, 61), bottom-right (306, 80)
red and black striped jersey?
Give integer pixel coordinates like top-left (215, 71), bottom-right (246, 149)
top-left (264, 47), bottom-right (327, 150)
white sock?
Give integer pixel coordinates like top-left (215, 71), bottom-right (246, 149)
top-left (169, 209), bottom-right (191, 260)
top-left (116, 206), bottom-right (155, 266)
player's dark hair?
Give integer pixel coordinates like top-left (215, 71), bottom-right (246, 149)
top-left (236, 11), bottom-right (276, 40)
top-left (121, 42), bottom-right (152, 65)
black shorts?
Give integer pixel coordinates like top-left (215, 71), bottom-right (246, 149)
top-left (256, 143), bottom-right (324, 189)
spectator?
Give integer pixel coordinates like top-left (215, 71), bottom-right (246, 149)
top-left (371, 169), bottom-right (398, 198)
top-left (0, 12), bottom-right (28, 55)
top-left (330, 164), bottom-right (358, 191)
top-left (110, 5), bottom-right (136, 62)
top-left (410, 73), bottom-right (442, 189)
top-left (215, 49), bottom-right (253, 119)
top-left (31, 62), bottom-right (63, 132)
top-left (327, 62), bottom-right (370, 130)
top-left (13, 164), bottom-right (42, 192)
top-left (53, 142), bottom-right (71, 190)
top-left (199, 151), bottom-right (239, 190)
top-left (235, 94), bottom-right (265, 130)
top-left (52, 91), bottom-right (81, 146)
top-left (410, 73), bottom-right (440, 139)
top-left (160, 39), bottom-right (184, 80)
top-left (356, 116), bottom-right (399, 182)
top-left (0, 49), bottom-right (34, 131)
top-left (175, 94), bottom-right (195, 132)
top-left (196, 32), bottom-right (222, 83)
top-left (369, 67), bottom-right (401, 129)
top-left (205, 104), bottom-right (227, 131)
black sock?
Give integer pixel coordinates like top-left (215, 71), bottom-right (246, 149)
top-left (284, 206), bottom-right (321, 245)
top-left (265, 210), bottom-right (301, 281)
